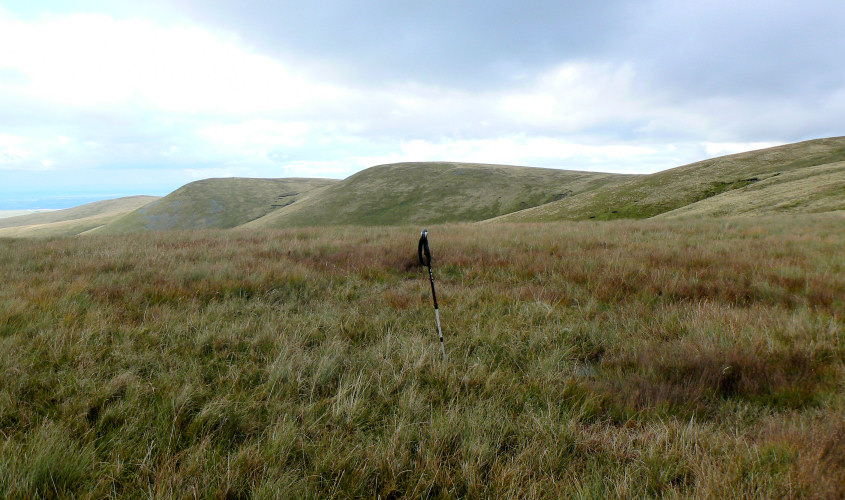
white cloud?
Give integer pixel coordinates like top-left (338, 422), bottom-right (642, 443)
top-left (703, 141), bottom-right (784, 158)
top-left (497, 62), bottom-right (640, 131)
top-left (183, 167), bottom-right (261, 180)
top-left (0, 133), bottom-right (32, 165)
top-left (0, 12), bottom-right (346, 115)
top-left (2, 7), bottom-right (829, 200)
top-left (199, 120), bottom-right (311, 148)
top-left (396, 137), bottom-right (655, 166)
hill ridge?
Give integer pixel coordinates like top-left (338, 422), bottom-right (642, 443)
top-left (496, 136), bottom-right (845, 222)
top-left (245, 161), bottom-right (631, 228)
top-left (95, 177), bottom-right (337, 233)
top-left (2, 136), bottom-right (843, 237)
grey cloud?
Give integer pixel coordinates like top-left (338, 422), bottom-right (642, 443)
top-left (158, 0), bottom-right (634, 88)
top-left (620, 1), bottom-right (845, 132)
top-left (3, 0), bottom-right (844, 202)
top-left (155, 0), bottom-right (845, 144)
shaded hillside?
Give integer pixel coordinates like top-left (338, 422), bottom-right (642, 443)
top-left (96, 178), bottom-right (337, 233)
top-left (245, 162), bottom-right (629, 228)
top-left (0, 196), bottom-right (158, 238)
top-left (498, 136), bottom-right (845, 222)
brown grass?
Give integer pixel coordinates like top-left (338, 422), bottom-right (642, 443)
top-left (0, 215), bottom-right (842, 497)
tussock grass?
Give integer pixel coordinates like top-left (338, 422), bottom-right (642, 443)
top-left (0, 215), bottom-right (842, 497)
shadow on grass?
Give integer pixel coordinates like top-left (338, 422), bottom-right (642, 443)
top-left (589, 346), bottom-right (839, 417)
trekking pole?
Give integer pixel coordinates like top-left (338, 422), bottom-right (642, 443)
top-left (419, 229), bottom-right (446, 361)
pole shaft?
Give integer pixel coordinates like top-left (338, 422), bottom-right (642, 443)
top-left (428, 264), bottom-right (445, 361)
top-left (427, 265), bottom-right (438, 309)
top-left (435, 308), bottom-right (446, 360)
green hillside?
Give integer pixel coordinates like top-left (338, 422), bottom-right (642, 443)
top-left (0, 196), bottom-right (158, 238)
top-left (96, 178), bottom-right (337, 233)
top-left (498, 136), bottom-right (845, 222)
top-left (245, 162), bottom-right (629, 228)
top-left (4, 137), bottom-right (843, 237)
top-left (658, 160), bottom-right (845, 217)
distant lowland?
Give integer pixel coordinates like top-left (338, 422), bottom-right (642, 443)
top-left (0, 210), bottom-right (56, 219)
top-left (2, 136), bottom-right (843, 238)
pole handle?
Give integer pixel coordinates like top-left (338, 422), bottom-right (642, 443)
top-left (418, 229), bottom-right (431, 267)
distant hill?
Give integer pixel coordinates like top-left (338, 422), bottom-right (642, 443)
top-left (496, 137), bottom-right (845, 222)
top-left (3, 137), bottom-right (843, 238)
top-left (95, 178), bottom-right (337, 233)
top-left (0, 196), bottom-right (158, 238)
top-left (245, 162), bottom-right (629, 228)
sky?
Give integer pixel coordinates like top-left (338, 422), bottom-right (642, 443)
top-left (1, 0), bottom-right (843, 208)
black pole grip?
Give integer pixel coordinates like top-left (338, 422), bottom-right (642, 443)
top-left (418, 230), bottom-right (431, 267)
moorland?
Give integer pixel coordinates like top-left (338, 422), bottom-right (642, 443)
top-left (0, 138), bottom-right (843, 498)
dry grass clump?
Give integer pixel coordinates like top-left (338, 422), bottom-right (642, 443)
top-left (0, 215), bottom-right (842, 497)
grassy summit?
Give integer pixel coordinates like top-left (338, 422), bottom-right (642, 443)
top-left (96, 178), bottom-right (337, 233)
top-left (246, 162), bottom-right (629, 228)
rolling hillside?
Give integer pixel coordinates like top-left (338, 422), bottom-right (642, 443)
top-left (0, 196), bottom-right (159, 238)
top-left (656, 160), bottom-right (845, 217)
top-left (497, 136), bottom-right (845, 222)
top-left (245, 162), bottom-right (630, 228)
top-left (95, 178), bottom-right (337, 233)
top-left (2, 137), bottom-right (843, 238)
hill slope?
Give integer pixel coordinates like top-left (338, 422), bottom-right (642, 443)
top-left (498, 136), bottom-right (845, 222)
top-left (96, 178), bottom-right (337, 233)
top-left (0, 196), bottom-right (159, 238)
top-left (245, 162), bottom-right (629, 228)
top-left (657, 160), bottom-right (845, 218)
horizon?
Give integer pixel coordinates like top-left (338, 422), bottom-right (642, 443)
top-left (0, 136), bottom-right (827, 210)
top-left (2, 1), bottom-right (844, 207)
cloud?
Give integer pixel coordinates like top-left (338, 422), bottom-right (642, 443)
top-left (0, 13), bottom-right (346, 115)
top-left (155, 0), bottom-right (635, 88)
top-left (373, 136), bottom-right (662, 170)
top-left (1, 1), bottom-right (844, 202)
top-left (0, 133), bottom-right (31, 165)
top-left (702, 142), bottom-right (784, 158)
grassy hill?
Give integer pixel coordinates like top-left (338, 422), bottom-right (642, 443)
top-left (4, 137), bottom-right (843, 237)
top-left (245, 162), bottom-right (629, 228)
top-left (0, 196), bottom-right (158, 238)
top-left (95, 178), bottom-right (337, 233)
top-left (657, 160), bottom-right (845, 217)
top-left (498, 136), bottom-right (845, 222)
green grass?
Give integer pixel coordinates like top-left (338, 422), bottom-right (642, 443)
top-left (500, 136), bottom-right (845, 221)
top-left (0, 214), bottom-right (842, 497)
top-left (96, 178), bottom-right (337, 233)
top-left (658, 161), bottom-right (845, 218)
top-left (245, 162), bottom-right (630, 228)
